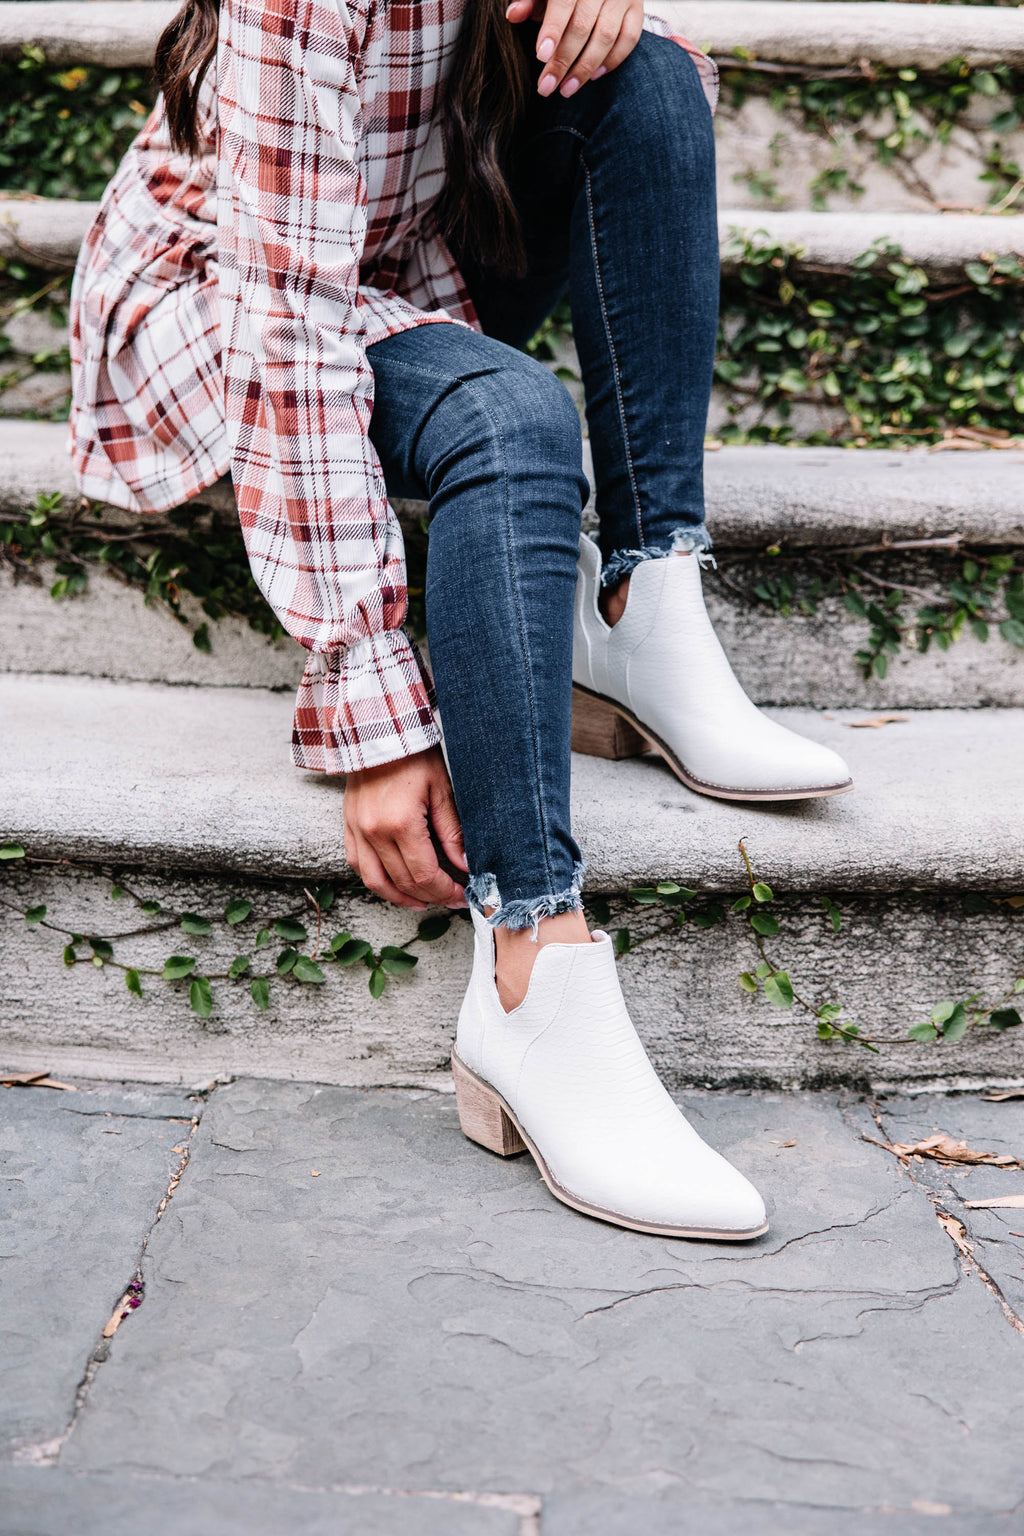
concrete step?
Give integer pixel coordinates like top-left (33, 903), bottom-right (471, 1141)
top-left (2, 672), bottom-right (1022, 1091)
top-left (3, 0), bottom-right (1020, 70)
top-left (4, 423), bottom-right (1022, 708)
top-left (5, 197), bottom-right (1020, 277)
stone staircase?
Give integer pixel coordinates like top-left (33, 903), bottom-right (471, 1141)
top-left (1, 1), bottom-right (1022, 1093)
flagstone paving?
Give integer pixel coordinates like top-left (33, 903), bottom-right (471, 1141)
top-left (2, 1077), bottom-right (1022, 1534)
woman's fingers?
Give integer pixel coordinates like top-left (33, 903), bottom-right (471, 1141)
top-left (564, 1), bottom-right (642, 90)
top-left (353, 832), bottom-right (429, 910)
top-left (536, 0), bottom-right (601, 95)
top-left (429, 776), bottom-right (469, 876)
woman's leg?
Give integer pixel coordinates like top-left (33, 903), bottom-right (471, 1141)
top-left (366, 322), bottom-right (591, 1002)
top-left (455, 28), bottom-right (719, 581)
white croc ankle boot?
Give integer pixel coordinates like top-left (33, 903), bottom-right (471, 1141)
top-left (572, 536), bottom-right (853, 801)
top-left (452, 909), bottom-right (768, 1240)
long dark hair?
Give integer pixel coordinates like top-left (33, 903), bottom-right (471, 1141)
top-left (154, 0), bottom-right (530, 277)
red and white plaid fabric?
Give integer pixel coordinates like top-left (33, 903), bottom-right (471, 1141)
top-left (70, 0), bottom-right (716, 773)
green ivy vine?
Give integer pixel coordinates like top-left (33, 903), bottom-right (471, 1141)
top-left (3, 840), bottom-right (1022, 1051)
top-left (0, 842), bottom-right (456, 1016)
top-left (720, 55), bottom-right (1024, 212)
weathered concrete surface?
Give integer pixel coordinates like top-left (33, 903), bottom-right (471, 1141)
top-left (7, 421), bottom-right (1024, 546)
top-left (3, 863), bottom-right (1024, 1089)
top-left (3, 674), bottom-right (1023, 892)
top-left (54, 1081), bottom-right (1024, 1517)
top-left (659, 1), bottom-right (1024, 70)
top-left (719, 209), bottom-right (1024, 280)
top-left (6, 557), bottom-right (1021, 708)
top-left (0, 1468), bottom-right (523, 1536)
top-left (542, 1492), bottom-right (1017, 1534)
top-left (0, 2), bottom-right (178, 66)
top-left (874, 1095), bottom-right (1024, 1318)
top-left (7, 195), bottom-right (1021, 276)
top-left (0, 1082), bottom-right (198, 1459)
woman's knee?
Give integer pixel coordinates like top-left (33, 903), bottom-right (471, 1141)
top-left (604, 30), bottom-right (715, 160)
top-left (433, 357), bottom-right (585, 496)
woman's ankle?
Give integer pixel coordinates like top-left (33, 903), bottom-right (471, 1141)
top-left (492, 909), bottom-right (592, 1012)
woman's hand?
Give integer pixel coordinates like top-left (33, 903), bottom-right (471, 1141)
top-left (506, 0), bottom-right (645, 99)
top-left (343, 746), bottom-right (469, 911)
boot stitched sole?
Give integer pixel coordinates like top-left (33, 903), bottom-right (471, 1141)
top-left (451, 1050), bottom-right (770, 1242)
top-left (572, 683), bottom-right (854, 802)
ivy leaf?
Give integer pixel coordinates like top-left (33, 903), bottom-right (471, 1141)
top-left (755, 961), bottom-right (773, 979)
top-left (368, 966), bottom-right (387, 999)
top-left (274, 918), bottom-right (308, 943)
top-left (251, 976), bottom-right (270, 1010)
top-left (818, 1002), bottom-right (843, 1023)
top-left (228, 955), bottom-right (251, 979)
top-left (941, 1003), bottom-right (969, 1042)
top-left (141, 900), bottom-right (161, 915)
top-left (180, 913), bottom-right (212, 936)
top-left (817, 1022), bottom-right (835, 1040)
top-left (189, 976), bottom-right (213, 1018)
top-left (379, 946), bottom-right (418, 976)
top-left (752, 882), bottom-right (774, 903)
top-left (333, 937), bottom-right (373, 966)
top-left (656, 882), bottom-right (681, 895)
top-left (930, 999), bottom-right (957, 1025)
top-left (90, 938), bottom-right (114, 961)
top-left (843, 591), bottom-right (868, 619)
top-left (276, 948), bottom-right (299, 976)
top-left (314, 885), bottom-right (336, 912)
top-left (416, 913), bottom-right (452, 942)
top-left (63, 944), bottom-right (76, 967)
top-left (738, 971), bottom-right (758, 994)
top-left (908, 1021), bottom-right (939, 1043)
top-left (764, 970), bottom-right (794, 1008)
top-left (192, 622), bottom-right (212, 653)
top-left (224, 899), bottom-right (253, 925)
top-left (587, 896), bottom-right (612, 928)
top-left (732, 895), bottom-right (752, 912)
top-left (750, 911), bottom-right (780, 937)
top-left (989, 1007), bottom-right (1022, 1030)
top-left (163, 955), bottom-right (196, 980)
top-left (25, 904), bottom-right (46, 924)
top-left (999, 618), bottom-right (1024, 649)
top-left (629, 887), bottom-right (660, 905)
top-left (110, 885), bottom-right (124, 900)
top-left (0, 843), bottom-right (26, 860)
top-left (293, 956), bottom-right (325, 984)
top-left (125, 968), bottom-right (142, 997)
top-left (255, 928), bottom-right (271, 948)
top-left (615, 928), bottom-right (632, 955)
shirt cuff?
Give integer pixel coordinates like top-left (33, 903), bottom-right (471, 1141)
top-left (291, 629), bottom-right (442, 775)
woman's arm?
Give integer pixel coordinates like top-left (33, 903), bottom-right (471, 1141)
top-left (216, 0), bottom-right (446, 777)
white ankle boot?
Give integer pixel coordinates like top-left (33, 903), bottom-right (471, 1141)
top-left (452, 909), bottom-right (768, 1239)
top-left (572, 536), bottom-right (853, 800)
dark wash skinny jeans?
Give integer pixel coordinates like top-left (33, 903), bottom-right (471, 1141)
top-left (366, 29), bottom-right (719, 930)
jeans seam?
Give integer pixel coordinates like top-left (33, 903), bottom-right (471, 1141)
top-left (461, 375), bottom-right (557, 897)
top-left (583, 160), bottom-right (644, 549)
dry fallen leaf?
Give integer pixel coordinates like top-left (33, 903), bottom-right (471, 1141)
top-left (963, 1194), bottom-right (1024, 1210)
top-left (1, 1070), bottom-right (78, 1091)
top-left (171, 1146), bottom-right (186, 1154)
top-left (310, 1170), bottom-right (321, 1177)
top-left (100, 1129), bottom-right (122, 1136)
top-left (864, 1132), bottom-right (1022, 1169)
top-left (847, 714), bottom-right (909, 730)
top-left (984, 1089), bottom-right (1024, 1101)
top-left (936, 1211), bottom-right (974, 1257)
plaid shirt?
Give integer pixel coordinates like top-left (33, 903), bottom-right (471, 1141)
top-left (70, 0), bottom-right (717, 773)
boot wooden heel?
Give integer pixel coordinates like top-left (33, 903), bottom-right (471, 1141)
top-left (452, 1052), bottom-right (525, 1157)
top-left (571, 687), bottom-right (646, 760)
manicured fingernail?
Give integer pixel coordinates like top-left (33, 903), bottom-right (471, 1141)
top-left (537, 72), bottom-right (557, 96)
top-left (561, 76), bottom-right (580, 96)
top-left (593, 64), bottom-right (607, 78)
top-left (537, 36), bottom-right (555, 61)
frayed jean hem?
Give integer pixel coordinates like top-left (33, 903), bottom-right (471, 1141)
top-left (601, 525), bottom-right (715, 588)
top-left (466, 860), bottom-right (587, 940)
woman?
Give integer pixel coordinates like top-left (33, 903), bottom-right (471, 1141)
top-left (71, 0), bottom-right (852, 1240)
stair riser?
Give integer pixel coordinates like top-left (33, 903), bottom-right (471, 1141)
top-left (4, 564), bottom-right (1019, 709)
top-left (2, 865), bottom-right (1021, 1091)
